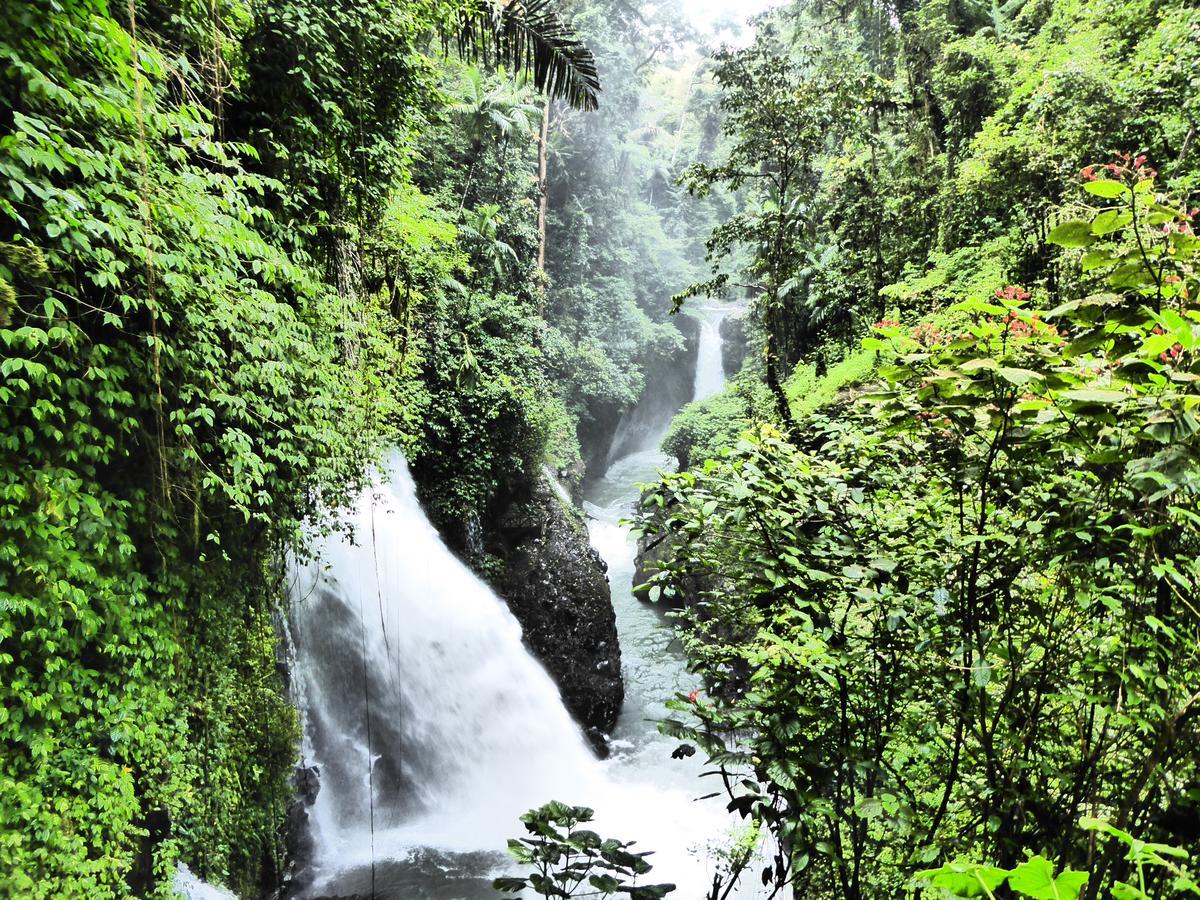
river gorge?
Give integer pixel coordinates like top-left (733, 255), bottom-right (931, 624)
top-left (261, 304), bottom-right (743, 899)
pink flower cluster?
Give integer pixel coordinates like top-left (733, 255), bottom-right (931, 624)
top-left (995, 286), bottom-right (1031, 303)
top-left (912, 323), bottom-right (945, 346)
top-left (1081, 152), bottom-right (1157, 183)
top-left (1001, 311), bottom-right (1046, 338)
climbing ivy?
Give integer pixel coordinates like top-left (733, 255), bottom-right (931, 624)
top-left (0, 1), bottom-right (414, 894)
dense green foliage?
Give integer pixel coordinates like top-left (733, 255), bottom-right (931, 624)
top-left (644, 162), bottom-right (1200, 897)
top-left (919, 816), bottom-right (1200, 899)
top-left (640, 0), bottom-right (1200, 892)
top-left (0, 0), bottom-right (614, 894)
top-left (1, 3), bottom-right (363, 893)
top-left (661, 375), bottom-right (771, 470)
top-left (494, 801), bottom-right (675, 900)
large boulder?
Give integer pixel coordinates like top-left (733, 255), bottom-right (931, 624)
top-left (489, 477), bottom-right (624, 754)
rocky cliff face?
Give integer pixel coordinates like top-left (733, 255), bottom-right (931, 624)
top-left (579, 316), bottom-right (700, 480)
top-left (601, 315), bottom-right (700, 468)
top-left (720, 309), bottom-right (749, 377)
top-left (486, 477), bottom-right (623, 754)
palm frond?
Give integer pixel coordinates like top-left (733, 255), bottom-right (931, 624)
top-left (451, 0), bottom-right (601, 112)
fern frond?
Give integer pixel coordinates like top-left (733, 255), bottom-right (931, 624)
top-left (451, 0), bottom-right (601, 111)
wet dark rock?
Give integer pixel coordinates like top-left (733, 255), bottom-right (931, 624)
top-left (578, 400), bottom-right (625, 482)
top-left (489, 476), bottom-right (623, 756)
top-left (308, 849), bottom-right (504, 899)
top-left (294, 764), bottom-right (320, 805)
top-left (282, 765), bottom-right (320, 897)
top-left (720, 309), bottom-right (749, 377)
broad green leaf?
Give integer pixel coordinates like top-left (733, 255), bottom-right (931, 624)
top-left (1048, 220), bottom-right (1097, 248)
top-left (855, 797), bottom-right (883, 819)
top-left (588, 873), bottom-right (621, 893)
top-left (1058, 388), bottom-right (1128, 404)
top-left (1111, 882), bottom-right (1150, 900)
top-left (960, 357), bottom-right (999, 372)
top-left (626, 884), bottom-right (677, 900)
top-left (998, 367), bottom-right (1043, 385)
top-left (1081, 251), bottom-right (1115, 272)
top-left (1083, 180), bottom-right (1129, 199)
top-left (1007, 856), bottom-right (1088, 899)
top-left (1092, 210), bottom-right (1133, 235)
top-left (918, 864), bottom-right (1009, 898)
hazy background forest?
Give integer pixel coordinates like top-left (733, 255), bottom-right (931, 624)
top-left (2, 0), bottom-right (1200, 898)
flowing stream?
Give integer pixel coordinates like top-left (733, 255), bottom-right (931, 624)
top-left (278, 303), bottom-right (741, 899)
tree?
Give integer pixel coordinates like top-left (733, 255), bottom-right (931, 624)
top-left (453, 0), bottom-right (602, 112)
top-left (676, 43), bottom-right (856, 430)
top-left (451, 67), bottom-right (541, 206)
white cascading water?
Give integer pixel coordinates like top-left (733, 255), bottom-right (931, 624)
top-left (173, 866), bottom-right (237, 900)
top-left (289, 453), bottom-right (736, 897)
top-left (691, 305), bottom-right (731, 402)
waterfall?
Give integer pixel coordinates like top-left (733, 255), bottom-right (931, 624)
top-left (290, 456), bottom-right (598, 873)
top-left (289, 455), bottom-right (731, 896)
top-left (606, 304), bottom-right (734, 465)
top-left (692, 305), bottom-right (730, 402)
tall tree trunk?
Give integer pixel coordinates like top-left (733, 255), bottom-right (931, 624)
top-left (764, 304), bottom-right (795, 435)
top-left (537, 96), bottom-right (550, 272)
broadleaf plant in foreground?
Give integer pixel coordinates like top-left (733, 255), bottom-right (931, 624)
top-left (495, 801), bottom-right (675, 900)
top-left (637, 159), bottom-right (1200, 898)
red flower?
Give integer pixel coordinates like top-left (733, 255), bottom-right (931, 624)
top-left (995, 285), bottom-right (1031, 303)
top-left (688, 690), bottom-right (701, 704)
top-left (1081, 166), bottom-right (1096, 181)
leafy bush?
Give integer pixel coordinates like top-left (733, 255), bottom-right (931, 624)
top-left (784, 347), bottom-right (879, 421)
top-left (638, 163), bottom-right (1200, 898)
top-left (495, 802), bottom-right (675, 900)
top-left (661, 377), bottom-right (771, 470)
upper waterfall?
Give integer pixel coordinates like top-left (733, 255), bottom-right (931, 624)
top-left (692, 305), bottom-right (731, 402)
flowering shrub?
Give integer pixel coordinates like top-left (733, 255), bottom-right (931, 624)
top-left (638, 162), bottom-right (1200, 898)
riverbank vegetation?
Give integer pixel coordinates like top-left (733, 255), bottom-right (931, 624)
top-left (639, 0), bottom-right (1200, 896)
